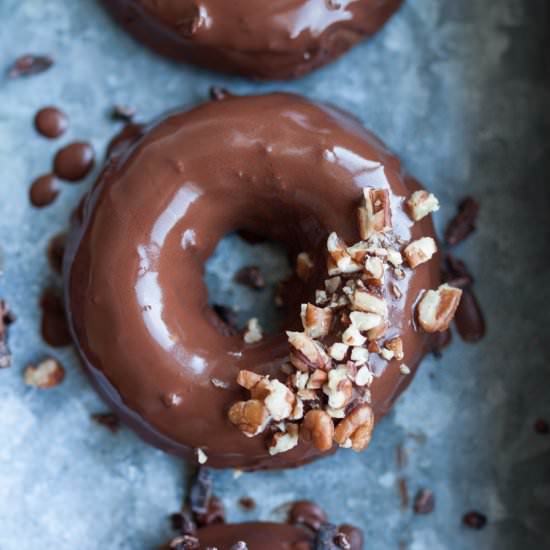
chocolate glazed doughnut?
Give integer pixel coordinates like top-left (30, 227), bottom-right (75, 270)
top-left (65, 93), bottom-right (456, 470)
top-left (103, 0), bottom-right (403, 79)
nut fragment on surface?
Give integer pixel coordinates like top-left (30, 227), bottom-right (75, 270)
top-left (357, 187), bottom-right (392, 239)
top-left (263, 379), bottom-right (295, 421)
top-left (301, 410), bottom-right (334, 452)
top-left (23, 358), bottom-right (65, 388)
top-left (417, 284), bottom-right (462, 333)
top-left (243, 318), bottom-right (263, 343)
top-left (355, 365), bottom-right (373, 387)
top-left (269, 423), bottom-right (299, 455)
top-left (323, 366), bottom-right (353, 409)
top-left (334, 404), bottom-right (375, 451)
top-left (196, 448), bottom-right (208, 464)
top-left (385, 336), bottom-right (404, 361)
top-left (404, 237), bottom-right (437, 268)
top-left (327, 233), bottom-right (362, 274)
top-left (329, 342), bottom-right (349, 361)
top-left (287, 331), bottom-right (332, 370)
top-left (296, 252), bottom-right (314, 281)
top-left (350, 288), bottom-right (388, 317)
top-left (301, 303), bottom-right (333, 338)
top-left (228, 400), bottom-right (269, 437)
top-left (407, 190), bottom-right (440, 221)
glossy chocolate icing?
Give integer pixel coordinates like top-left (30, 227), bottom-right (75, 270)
top-left (103, 0), bottom-right (403, 79)
top-left (65, 93), bottom-right (440, 470)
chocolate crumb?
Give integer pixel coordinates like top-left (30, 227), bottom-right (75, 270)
top-left (463, 511), bottom-right (487, 529)
top-left (396, 444), bottom-right (408, 469)
top-left (91, 412), bottom-right (120, 433)
top-left (111, 105), bottom-right (136, 122)
top-left (238, 496), bottom-right (256, 511)
top-left (234, 266), bottom-right (265, 290)
top-left (398, 478), bottom-right (409, 510)
top-left (0, 300), bottom-right (16, 369)
top-left (454, 288), bottom-right (486, 342)
top-left (209, 86), bottom-right (231, 101)
top-left (8, 54), bottom-right (53, 78)
top-left (534, 418), bottom-right (549, 434)
top-left (445, 197), bottom-right (479, 246)
top-left (47, 233), bottom-right (67, 275)
top-left (413, 489), bottom-right (435, 514)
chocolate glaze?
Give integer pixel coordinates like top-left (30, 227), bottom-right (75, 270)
top-left (40, 289), bottom-right (71, 347)
top-left (34, 107), bottom-right (68, 139)
top-left (65, 93), bottom-right (440, 470)
top-left (29, 174), bottom-right (60, 207)
top-left (103, 0), bottom-right (403, 80)
top-left (53, 142), bottom-right (95, 182)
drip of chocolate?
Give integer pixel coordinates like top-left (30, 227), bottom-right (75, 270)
top-left (53, 142), bottom-right (95, 182)
top-left (29, 174), bottom-right (60, 207)
top-left (40, 289), bottom-right (71, 347)
top-left (34, 107), bottom-right (68, 139)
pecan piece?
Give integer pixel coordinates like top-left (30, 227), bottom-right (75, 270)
top-left (23, 358), bottom-right (65, 388)
top-left (287, 331), bottom-right (332, 371)
top-left (228, 400), bottom-right (269, 437)
top-left (301, 410), bottom-right (334, 452)
top-left (357, 188), bottom-right (392, 239)
top-left (269, 423), bottom-right (299, 455)
top-left (301, 303), bottom-right (333, 339)
top-left (417, 284), bottom-right (462, 333)
top-left (350, 288), bottom-right (388, 317)
top-left (334, 404), bottom-right (374, 452)
top-left (404, 237), bottom-right (437, 268)
top-left (406, 190), bottom-right (440, 221)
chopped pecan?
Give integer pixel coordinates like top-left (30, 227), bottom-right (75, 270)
top-left (323, 366), bottom-right (353, 409)
top-left (243, 318), bottom-right (263, 343)
top-left (329, 342), bottom-right (349, 361)
top-left (350, 288), bottom-right (388, 317)
top-left (23, 358), bottom-right (65, 388)
top-left (301, 303), bottom-right (333, 338)
top-left (306, 368), bottom-right (329, 389)
top-left (417, 284), bottom-right (462, 333)
top-left (349, 311), bottom-right (383, 332)
top-left (357, 188), bottom-right (392, 239)
top-left (407, 190), bottom-right (440, 221)
top-left (385, 336), bottom-right (404, 360)
top-left (296, 252), bottom-right (315, 281)
top-left (301, 410), bottom-right (334, 452)
top-left (269, 423), bottom-right (299, 455)
top-left (342, 325), bottom-right (366, 347)
top-left (334, 404), bottom-right (375, 451)
top-left (364, 256), bottom-right (385, 281)
top-left (350, 346), bottom-right (369, 365)
top-left (287, 331), bottom-right (332, 371)
top-left (327, 233), bottom-right (362, 274)
top-left (263, 379), bottom-right (296, 421)
top-left (404, 237), bottom-right (437, 268)
top-left (325, 276), bottom-right (342, 294)
top-left (228, 400), bottom-right (269, 437)
top-left (355, 365), bottom-right (373, 387)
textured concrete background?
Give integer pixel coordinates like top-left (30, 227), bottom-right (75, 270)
top-left (1, 0), bottom-right (550, 548)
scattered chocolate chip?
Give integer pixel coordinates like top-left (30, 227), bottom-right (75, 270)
top-left (454, 288), bottom-right (486, 342)
top-left (229, 543), bottom-right (248, 550)
top-left (189, 467), bottom-right (213, 517)
top-left (534, 418), bottom-right (549, 434)
top-left (0, 300), bottom-right (15, 369)
top-left (429, 329), bottom-right (452, 359)
top-left (445, 197), bottom-right (479, 246)
top-left (442, 253), bottom-right (474, 289)
top-left (234, 266), bottom-right (265, 290)
top-left (47, 233), bottom-right (67, 275)
top-left (463, 511), bottom-right (487, 530)
top-left (29, 174), bottom-right (60, 208)
top-left (398, 478), bottom-right (409, 510)
top-left (8, 54), bottom-right (53, 78)
top-left (413, 489), bottom-right (435, 514)
top-left (24, 357), bottom-right (65, 388)
top-left (238, 496), bottom-right (256, 510)
top-left (111, 104), bottom-right (136, 122)
top-left (315, 523), bottom-right (339, 550)
top-left (209, 86), bottom-right (231, 101)
top-left (91, 412), bottom-right (120, 433)
top-left (53, 141), bottom-right (95, 182)
top-left (289, 501), bottom-right (328, 531)
top-left (34, 106), bottom-right (68, 139)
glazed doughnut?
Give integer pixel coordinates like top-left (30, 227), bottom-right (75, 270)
top-left (65, 93), bottom-right (460, 470)
top-left (103, 0), bottom-right (403, 79)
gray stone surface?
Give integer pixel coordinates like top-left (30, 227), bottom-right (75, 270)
top-left (1, 0), bottom-right (550, 548)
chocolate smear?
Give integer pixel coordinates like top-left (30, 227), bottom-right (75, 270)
top-left (430, 329), bottom-right (452, 358)
top-left (91, 412), bottom-right (120, 433)
top-left (238, 497), bottom-right (256, 511)
top-left (445, 197), bottom-right (479, 246)
top-left (413, 489), bottom-right (435, 514)
top-left (0, 301), bottom-right (16, 368)
top-left (189, 467), bottom-right (213, 517)
top-left (442, 253), bottom-right (474, 289)
top-left (398, 478), bottom-right (409, 510)
top-left (8, 54), bottom-right (53, 78)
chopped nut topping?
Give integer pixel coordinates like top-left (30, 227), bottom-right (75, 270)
top-left (417, 284), bottom-right (462, 333)
top-left (350, 288), bottom-right (388, 317)
top-left (264, 379), bottom-right (295, 421)
top-left (301, 410), bottom-right (334, 452)
top-left (385, 336), bottom-right (404, 360)
top-left (287, 331), bottom-right (332, 371)
top-left (404, 237), bottom-right (437, 268)
top-left (296, 252), bottom-right (314, 281)
top-left (364, 256), bottom-right (385, 281)
top-left (323, 366), bottom-right (353, 409)
top-left (269, 423), bottom-right (299, 455)
top-left (306, 369), bottom-right (328, 389)
top-left (301, 303), bottom-right (333, 338)
top-left (327, 233), bottom-right (362, 274)
top-left (387, 248), bottom-right (403, 267)
top-left (349, 311), bottom-right (383, 332)
top-left (228, 400), bottom-right (270, 437)
top-left (325, 276), bottom-right (342, 294)
top-left (342, 325), bottom-right (366, 347)
top-left (315, 290), bottom-right (329, 305)
top-left (407, 190), bottom-right (440, 221)
top-left (24, 358), bottom-right (65, 388)
top-left (400, 364), bottom-right (411, 375)
top-left (357, 188), bottom-right (392, 239)
top-left (355, 365), bottom-right (373, 387)
top-left (329, 342), bottom-right (349, 361)
top-left (211, 377), bottom-right (229, 389)
top-left (243, 318), bottom-right (263, 343)
top-left (350, 346), bottom-right (369, 365)
top-left (334, 404), bottom-right (375, 452)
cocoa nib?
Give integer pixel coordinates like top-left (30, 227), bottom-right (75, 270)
top-left (534, 418), bottom-right (549, 434)
top-left (454, 288), bottom-right (486, 343)
top-left (8, 54), bottom-right (53, 78)
top-left (463, 511), bottom-right (487, 529)
top-left (234, 266), bottom-right (265, 290)
top-left (111, 105), bottom-right (136, 122)
top-left (445, 197), bottom-right (479, 246)
top-left (0, 300), bottom-right (16, 369)
top-left (91, 412), bottom-right (120, 433)
top-left (413, 489), bottom-right (435, 514)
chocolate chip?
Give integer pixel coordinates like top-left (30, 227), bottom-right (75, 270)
top-left (209, 86), bottom-right (231, 101)
top-left (462, 511), bottom-right (487, 529)
top-left (8, 54), bottom-right (53, 78)
top-left (445, 197), bottom-right (479, 246)
top-left (289, 501), bottom-right (328, 531)
top-left (315, 523), bottom-right (339, 550)
top-left (238, 496), bottom-right (256, 510)
top-left (430, 329), bottom-right (452, 359)
top-left (234, 266), bottom-right (265, 290)
top-left (91, 412), bottom-right (120, 433)
top-left (442, 253), bottom-right (474, 289)
top-left (413, 489), bottom-right (435, 514)
top-left (454, 288), bottom-right (486, 343)
top-left (534, 418), bottom-right (549, 434)
top-left (189, 467), bottom-right (213, 516)
top-left (0, 300), bottom-right (15, 369)
top-left (111, 105), bottom-right (136, 122)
